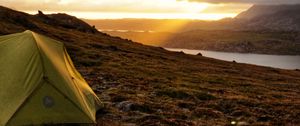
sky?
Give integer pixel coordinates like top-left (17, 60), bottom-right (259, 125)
top-left (1, 0), bottom-right (299, 20)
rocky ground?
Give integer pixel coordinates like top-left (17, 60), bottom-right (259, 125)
top-left (1, 6), bottom-right (300, 126)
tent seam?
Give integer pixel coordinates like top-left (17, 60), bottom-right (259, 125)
top-left (32, 32), bottom-right (94, 123)
top-left (31, 32), bottom-right (90, 118)
top-left (62, 47), bottom-right (96, 122)
top-left (4, 31), bottom-right (46, 125)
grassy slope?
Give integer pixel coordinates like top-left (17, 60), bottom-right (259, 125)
top-left (1, 6), bottom-right (300, 125)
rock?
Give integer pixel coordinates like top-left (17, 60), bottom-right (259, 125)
top-left (116, 101), bottom-right (134, 112)
top-left (257, 115), bottom-right (272, 122)
top-left (193, 108), bottom-right (223, 119)
top-left (38, 10), bottom-right (44, 15)
top-left (91, 84), bottom-right (105, 92)
top-left (107, 45), bottom-right (119, 51)
top-left (237, 121), bottom-right (249, 126)
top-left (231, 110), bottom-right (251, 117)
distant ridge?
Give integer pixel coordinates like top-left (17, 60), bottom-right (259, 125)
top-left (236, 4), bottom-right (300, 20)
top-left (91, 4), bottom-right (300, 55)
top-left (0, 6), bottom-right (98, 34)
top-left (1, 5), bottom-right (300, 126)
top-left (236, 4), bottom-right (300, 31)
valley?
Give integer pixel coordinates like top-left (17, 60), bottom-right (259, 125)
top-left (1, 5), bottom-right (300, 126)
top-left (85, 4), bottom-right (300, 55)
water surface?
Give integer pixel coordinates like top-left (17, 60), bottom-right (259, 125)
top-left (166, 48), bottom-right (300, 69)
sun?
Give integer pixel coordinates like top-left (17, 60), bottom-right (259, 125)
top-left (24, 0), bottom-right (236, 20)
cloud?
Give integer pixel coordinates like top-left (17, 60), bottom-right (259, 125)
top-left (0, 0), bottom-right (208, 13)
top-left (185, 0), bottom-right (300, 4)
top-left (201, 3), bottom-right (252, 13)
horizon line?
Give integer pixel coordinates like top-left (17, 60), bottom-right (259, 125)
top-left (25, 11), bottom-right (238, 21)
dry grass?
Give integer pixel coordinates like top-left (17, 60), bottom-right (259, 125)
top-left (1, 6), bottom-right (300, 126)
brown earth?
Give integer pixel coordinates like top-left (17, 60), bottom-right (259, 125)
top-left (1, 6), bottom-right (300, 126)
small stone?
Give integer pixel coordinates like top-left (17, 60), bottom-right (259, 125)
top-left (197, 52), bottom-right (202, 56)
top-left (116, 101), bottom-right (134, 112)
top-left (237, 121), bottom-right (249, 126)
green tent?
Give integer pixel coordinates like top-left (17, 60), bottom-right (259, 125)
top-left (0, 30), bottom-right (100, 126)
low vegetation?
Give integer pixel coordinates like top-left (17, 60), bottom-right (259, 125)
top-left (1, 6), bottom-right (300, 125)
top-left (105, 30), bottom-right (300, 55)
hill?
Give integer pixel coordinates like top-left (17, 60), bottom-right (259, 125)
top-left (86, 4), bottom-right (300, 32)
top-left (236, 4), bottom-right (300, 31)
top-left (104, 30), bottom-right (300, 55)
top-left (95, 4), bottom-right (300, 55)
top-left (1, 6), bottom-right (300, 125)
top-left (236, 4), bottom-right (299, 20)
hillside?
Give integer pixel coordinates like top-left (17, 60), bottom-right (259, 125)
top-left (104, 30), bottom-right (300, 55)
top-left (236, 4), bottom-right (299, 20)
top-left (236, 4), bottom-right (300, 31)
top-left (95, 4), bottom-right (300, 55)
top-left (1, 6), bottom-right (300, 126)
top-left (86, 4), bottom-right (300, 32)
top-left (163, 30), bottom-right (300, 55)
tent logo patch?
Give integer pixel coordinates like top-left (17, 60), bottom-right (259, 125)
top-left (43, 96), bottom-right (55, 108)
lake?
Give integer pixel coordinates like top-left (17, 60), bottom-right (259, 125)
top-left (166, 48), bottom-right (300, 70)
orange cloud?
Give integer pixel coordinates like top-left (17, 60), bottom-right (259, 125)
top-left (2, 0), bottom-right (251, 20)
top-left (2, 0), bottom-right (207, 13)
top-left (185, 0), bottom-right (300, 4)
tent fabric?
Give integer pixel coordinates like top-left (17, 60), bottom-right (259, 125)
top-left (0, 30), bottom-right (100, 126)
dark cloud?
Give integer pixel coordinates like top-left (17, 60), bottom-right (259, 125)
top-left (201, 4), bottom-right (251, 13)
top-left (185, 0), bottom-right (300, 4)
top-left (0, 0), bottom-right (209, 13)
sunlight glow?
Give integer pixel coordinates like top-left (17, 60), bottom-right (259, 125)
top-left (26, 11), bottom-right (237, 20)
top-left (58, 0), bottom-right (72, 5)
top-left (178, 1), bottom-right (209, 13)
top-left (127, 20), bottom-right (191, 45)
top-left (4, 0), bottom-right (250, 20)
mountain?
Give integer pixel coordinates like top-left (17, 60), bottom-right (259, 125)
top-left (236, 4), bottom-right (300, 31)
top-left (236, 4), bottom-right (300, 20)
top-left (104, 29), bottom-right (300, 55)
top-left (86, 5), bottom-right (300, 33)
top-left (99, 4), bottom-right (300, 55)
top-left (1, 6), bottom-right (300, 125)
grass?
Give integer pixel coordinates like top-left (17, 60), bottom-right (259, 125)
top-left (1, 6), bottom-right (300, 125)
